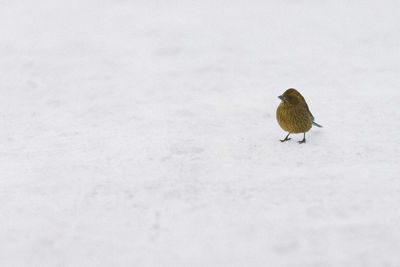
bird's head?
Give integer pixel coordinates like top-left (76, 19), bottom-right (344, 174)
top-left (278, 88), bottom-right (305, 105)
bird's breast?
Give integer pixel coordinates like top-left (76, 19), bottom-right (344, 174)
top-left (276, 103), bottom-right (312, 133)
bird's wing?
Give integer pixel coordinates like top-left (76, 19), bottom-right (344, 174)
top-left (304, 103), bottom-right (315, 121)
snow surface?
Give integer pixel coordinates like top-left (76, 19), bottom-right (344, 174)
top-left (1, 0), bottom-right (400, 266)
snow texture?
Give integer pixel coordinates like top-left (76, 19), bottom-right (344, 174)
top-left (1, 0), bottom-right (400, 266)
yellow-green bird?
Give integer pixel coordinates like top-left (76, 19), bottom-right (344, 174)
top-left (276, 88), bottom-right (322, 144)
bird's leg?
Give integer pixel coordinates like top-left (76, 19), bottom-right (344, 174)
top-left (298, 133), bottom-right (306, 144)
top-left (280, 133), bottom-right (291, 142)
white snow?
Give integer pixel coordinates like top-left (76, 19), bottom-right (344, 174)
top-left (1, 0), bottom-right (400, 266)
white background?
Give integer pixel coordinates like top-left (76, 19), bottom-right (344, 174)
top-left (1, 0), bottom-right (400, 266)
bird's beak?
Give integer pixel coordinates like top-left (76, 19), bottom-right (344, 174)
top-left (278, 95), bottom-right (286, 101)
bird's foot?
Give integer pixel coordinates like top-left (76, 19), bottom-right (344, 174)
top-left (298, 139), bottom-right (306, 144)
top-left (280, 138), bottom-right (291, 142)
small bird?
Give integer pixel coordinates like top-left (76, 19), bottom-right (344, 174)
top-left (276, 88), bottom-right (322, 144)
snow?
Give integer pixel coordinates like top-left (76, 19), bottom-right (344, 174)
top-left (1, 0), bottom-right (400, 266)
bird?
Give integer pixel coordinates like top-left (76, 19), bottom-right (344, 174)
top-left (276, 88), bottom-right (322, 144)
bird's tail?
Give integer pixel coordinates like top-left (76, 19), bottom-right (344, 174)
top-left (312, 121), bottom-right (323, 128)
